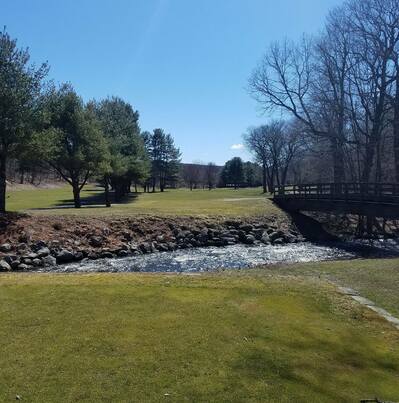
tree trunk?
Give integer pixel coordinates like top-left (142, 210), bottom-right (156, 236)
top-left (262, 162), bottom-right (267, 193)
top-left (394, 73), bottom-right (399, 182)
top-left (104, 176), bottom-right (111, 207)
top-left (72, 180), bottom-right (81, 208)
top-left (0, 153), bottom-right (7, 213)
top-left (331, 136), bottom-right (346, 184)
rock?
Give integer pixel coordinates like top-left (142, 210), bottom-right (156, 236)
top-left (10, 260), bottom-right (21, 269)
top-left (156, 244), bottom-right (169, 252)
top-left (0, 260), bottom-right (11, 271)
top-left (239, 224), bottom-right (254, 232)
top-left (18, 232), bottom-right (30, 243)
top-left (17, 263), bottom-right (29, 271)
top-left (42, 255), bottom-right (57, 267)
top-left (74, 251), bottom-right (84, 261)
top-left (31, 240), bottom-right (48, 252)
top-left (4, 255), bottom-right (17, 264)
top-left (139, 243), bottom-right (152, 254)
top-left (269, 231), bottom-right (280, 242)
top-left (88, 252), bottom-right (99, 260)
top-left (261, 233), bottom-right (270, 244)
top-left (221, 236), bottom-right (236, 245)
top-left (37, 247), bottom-right (50, 258)
top-left (253, 229), bottom-right (264, 240)
top-left (102, 227), bottom-right (111, 236)
top-left (243, 235), bottom-right (256, 245)
top-left (100, 251), bottom-right (114, 259)
top-left (0, 243), bottom-right (12, 252)
top-left (16, 243), bottom-right (28, 252)
top-left (224, 220), bottom-right (240, 228)
top-left (272, 238), bottom-right (284, 245)
top-left (52, 222), bottom-right (63, 230)
top-left (22, 258), bottom-right (32, 265)
top-left (117, 249), bottom-right (129, 257)
top-left (32, 258), bottom-right (43, 267)
top-left (89, 236), bottom-right (103, 247)
top-left (121, 230), bottom-right (132, 241)
top-left (167, 242), bottom-right (177, 251)
top-left (156, 235), bottom-right (165, 243)
top-left (56, 249), bottom-right (75, 263)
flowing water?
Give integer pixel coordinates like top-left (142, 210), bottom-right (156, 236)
top-left (41, 240), bottom-right (399, 274)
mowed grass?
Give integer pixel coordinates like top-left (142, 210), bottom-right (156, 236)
top-left (254, 257), bottom-right (399, 318)
top-left (1, 272), bottom-right (399, 402)
top-left (6, 185), bottom-right (279, 217)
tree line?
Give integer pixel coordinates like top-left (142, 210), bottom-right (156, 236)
top-left (0, 29), bottom-right (180, 211)
top-left (248, 0), bottom-right (399, 186)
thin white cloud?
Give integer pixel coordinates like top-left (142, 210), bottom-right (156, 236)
top-left (230, 143), bottom-right (244, 150)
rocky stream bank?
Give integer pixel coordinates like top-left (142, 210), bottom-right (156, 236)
top-left (0, 214), bottom-right (305, 272)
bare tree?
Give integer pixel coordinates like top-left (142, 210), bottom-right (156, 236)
top-left (244, 120), bottom-right (304, 191)
top-left (205, 162), bottom-right (219, 190)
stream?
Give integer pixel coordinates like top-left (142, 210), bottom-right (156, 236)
top-left (40, 239), bottom-right (399, 273)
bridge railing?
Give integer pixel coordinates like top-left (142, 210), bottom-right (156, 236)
top-left (273, 183), bottom-right (399, 203)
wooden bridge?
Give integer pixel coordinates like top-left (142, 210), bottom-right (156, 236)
top-left (273, 183), bottom-right (399, 219)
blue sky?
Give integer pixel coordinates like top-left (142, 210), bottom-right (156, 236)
top-left (3, 0), bottom-right (342, 164)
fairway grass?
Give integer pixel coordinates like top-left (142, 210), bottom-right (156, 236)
top-left (253, 258), bottom-right (399, 318)
top-left (6, 186), bottom-right (279, 217)
top-left (1, 272), bottom-right (399, 402)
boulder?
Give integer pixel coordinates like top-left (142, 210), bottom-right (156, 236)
top-left (253, 229), bottom-right (264, 240)
top-left (74, 251), bottom-right (84, 261)
top-left (10, 260), bottom-right (21, 269)
top-left (37, 247), bottom-right (50, 258)
top-left (31, 240), bottom-right (48, 252)
top-left (42, 255), bottom-right (57, 267)
top-left (117, 249), bottom-right (130, 257)
top-left (4, 255), bottom-right (17, 264)
top-left (100, 251), bottom-right (114, 259)
top-left (0, 260), bottom-right (11, 271)
top-left (32, 258), bottom-right (43, 267)
top-left (269, 231), bottom-right (280, 242)
top-left (16, 263), bottom-right (29, 271)
top-left (243, 235), bottom-right (256, 245)
top-left (221, 236), bottom-right (236, 245)
top-left (89, 236), bottom-right (103, 247)
top-left (261, 233), bottom-right (270, 244)
top-left (0, 243), bottom-right (12, 252)
top-left (18, 232), bottom-right (31, 243)
top-left (139, 243), bottom-right (152, 254)
top-left (56, 249), bottom-right (75, 263)
top-left (156, 235), bottom-right (165, 243)
top-left (272, 238), bottom-right (284, 245)
top-left (121, 230), bottom-right (132, 241)
top-left (239, 224), bottom-right (254, 232)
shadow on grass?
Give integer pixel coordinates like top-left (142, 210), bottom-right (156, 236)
top-left (230, 323), bottom-right (399, 400)
top-left (30, 187), bottom-right (140, 211)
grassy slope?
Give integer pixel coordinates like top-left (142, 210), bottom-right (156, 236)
top-left (1, 272), bottom-right (399, 402)
top-left (251, 258), bottom-right (399, 318)
top-left (6, 186), bottom-right (279, 217)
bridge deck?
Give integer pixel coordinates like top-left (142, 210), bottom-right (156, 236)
top-left (273, 183), bottom-right (399, 219)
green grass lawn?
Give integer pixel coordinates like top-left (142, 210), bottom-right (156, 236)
top-left (252, 258), bottom-right (399, 318)
top-left (1, 270), bottom-right (399, 402)
top-left (6, 185), bottom-right (279, 217)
